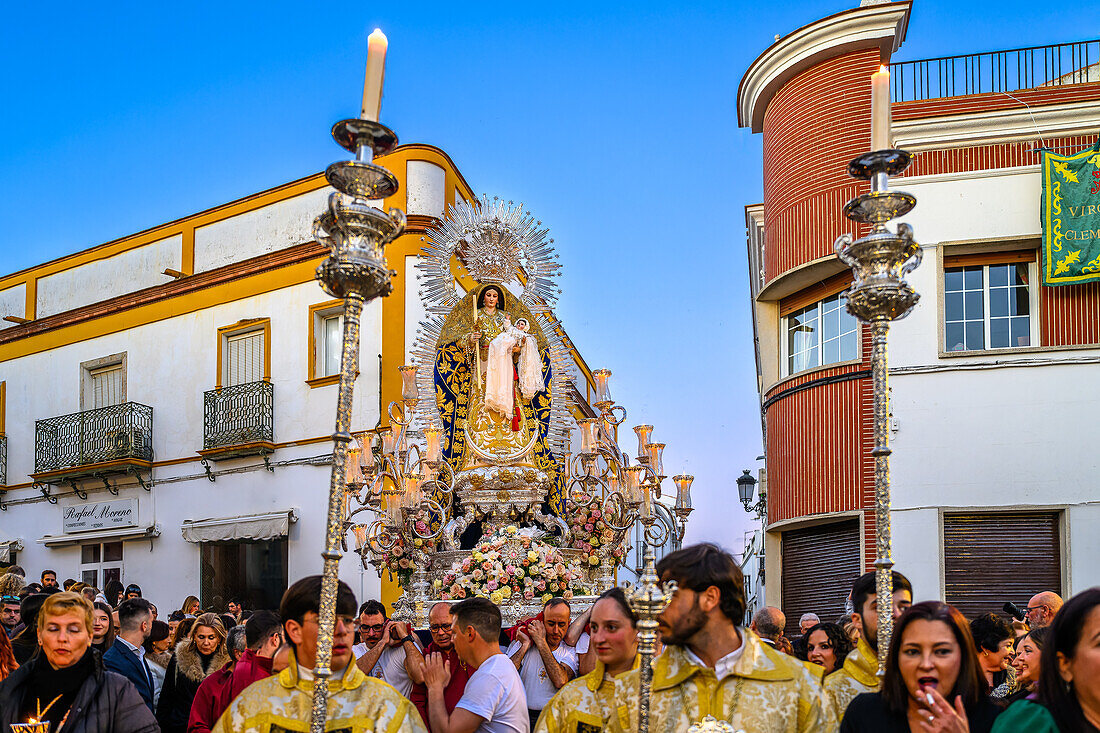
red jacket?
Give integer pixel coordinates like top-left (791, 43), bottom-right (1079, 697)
top-left (408, 643), bottom-right (472, 733)
top-left (186, 661), bottom-right (234, 733)
top-left (224, 649), bottom-right (273, 705)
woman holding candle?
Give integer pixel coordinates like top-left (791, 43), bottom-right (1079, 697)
top-left (156, 612), bottom-right (230, 733)
top-left (0, 591), bottom-right (158, 731)
top-left (534, 587), bottom-right (640, 733)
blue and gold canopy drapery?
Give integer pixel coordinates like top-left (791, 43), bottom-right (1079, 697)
top-left (1041, 138), bottom-right (1100, 285)
top-left (434, 340), bottom-right (566, 516)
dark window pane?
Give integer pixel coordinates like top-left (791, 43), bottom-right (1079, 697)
top-left (103, 542), bottom-right (123, 562)
top-left (966, 321), bottom-right (985, 350)
top-left (104, 567), bottom-right (121, 586)
top-left (990, 288), bottom-right (1009, 317)
top-left (946, 323), bottom-right (966, 351)
top-left (823, 338), bottom-right (840, 365)
top-left (201, 539), bottom-right (289, 611)
top-left (823, 307), bottom-right (840, 341)
top-left (989, 264), bottom-right (1009, 287)
top-left (991, 317), bottom-right (1010, 348)
top-left (840, 331), bottom-right (858, 361)
top-left (82, 544), bottom-right (100, 564)
top-left (965, 291), bottom-right (984, 319)
top-left (1012, 286), bottom-right (1030, 316)
top-left (945, 268), bottom-right (964, 292)
top-left (1014, 263), bottom-right (1030, 286)
top-left (945, 292), bottom-right (964, 321)
top-left (964, 267), bottom-right (983, 290)
top-left (1011, 317), bottom-right (1030, 347)
top-left (82, 570), bottom-right (97, 587)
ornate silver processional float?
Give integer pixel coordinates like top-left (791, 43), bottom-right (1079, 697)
top-left (309, 30), bottom-right (693, 733)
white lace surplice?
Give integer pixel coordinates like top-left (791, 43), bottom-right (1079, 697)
top-left (484, 325), bottom-right (544, 416)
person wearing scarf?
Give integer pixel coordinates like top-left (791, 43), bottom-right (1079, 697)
top-left (157, 611), bottom-right (230, 733)
top-left (0, 591), bottom-right (158, 732)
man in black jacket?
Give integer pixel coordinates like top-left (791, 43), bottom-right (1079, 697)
top-left (103, 597), bottom-right (156, 710)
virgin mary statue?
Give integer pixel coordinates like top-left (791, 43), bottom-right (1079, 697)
top-left (433, 283), bottom-right (564, 511)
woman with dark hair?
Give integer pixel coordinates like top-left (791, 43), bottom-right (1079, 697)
top-left (143, 619), bottom-right (172, 707)
top-left (841, 601), bottom-right (1000, 732)
top-left (993, 587), bottom-right (1100, 732)
top-left (103, 579), bottom-right (125, 608)
top-left (534, 588), bottom-right (639, 733)
top-left (970, 613), bottom-right (1015, 696)
top-left (806, 622), bottom-right (855, 676)
top-left (1000, 626), bottom-right (1048, 707)
top-left (90, 600), bottom-right (116, 655)
top-left (156, 612), bottom-right (230, 733)
top-left (171, 616), bottom-right (196, 649)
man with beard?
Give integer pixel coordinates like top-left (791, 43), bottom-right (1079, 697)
top-left (608, 543), bottom-right (832, 732)
top-left (1, 594), bottom-right (20, 638)
top-left (353, 599), bottom-right (425, 697)
top-left (506, 598), bottom-right (577, 730)
top-left (409, 602), bottom-right (474, 731)
top-left (822, 569), bottom-right (912, 723)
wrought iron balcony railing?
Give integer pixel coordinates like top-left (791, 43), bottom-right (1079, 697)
top-left (34, 402), bottom-right (154, 474)
top-left (891, 39), bottom-right (1100, 103)
top-left (0, 435), bottom-right (7, 486)
top-left (203, 380), bottom-right (275, 454)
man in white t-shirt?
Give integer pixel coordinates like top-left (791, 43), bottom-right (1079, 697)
top-left (420, 597), bottom-right (529, 733)
top-left (505, 598), bottom-right (577, 729)
top-left (353, 599), bottom-right (425, 697)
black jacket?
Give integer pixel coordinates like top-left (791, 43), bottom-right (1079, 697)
top-left (0, 648), bottom-right (160, 733)
top-left (841, 691), bottom-right (1000, 733)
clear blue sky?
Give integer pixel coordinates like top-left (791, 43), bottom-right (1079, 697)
top-left (0, 0), bottom-right (1089, 554)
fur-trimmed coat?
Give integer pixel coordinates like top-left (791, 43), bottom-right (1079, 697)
top-left (156, 640), bottom-right (230, 733)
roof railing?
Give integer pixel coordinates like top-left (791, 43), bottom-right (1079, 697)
top-left (890, 39), bottom-right (1100, 103)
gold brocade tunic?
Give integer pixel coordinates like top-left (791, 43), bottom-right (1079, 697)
top-left (534, 656), bottom-right (641, 733)
top-left (212, 653), bottom-right (427, 733)
top-left (822, 637), bottom-right (878, 724)
top-left (608, 632), bottom-right (836, 733)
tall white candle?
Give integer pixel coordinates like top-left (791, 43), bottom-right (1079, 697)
top-left (871, 65), bottom-right (891, 151)
top-left (361, 28), bottom-right (388, 122)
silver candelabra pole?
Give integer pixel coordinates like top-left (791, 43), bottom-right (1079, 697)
top-left (625, 529), bottom-right (676, 733)
top-left (834, 149), bottom-right (921, 674)
top-left (310, 118), bottom-right (406, 732)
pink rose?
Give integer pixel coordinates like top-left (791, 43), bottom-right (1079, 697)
top-left (461, 559), bottom-right (472, 571)
top-left (482, 561), bottom-right (492, 571)
top-left (584, 523), bottom-right (594, 532)
top-left (523, 590), bottom-right (535, 600)
top-left (591, 509), bottom-right (602, 519)
top-left (487, 580), bottom-right (498, 591)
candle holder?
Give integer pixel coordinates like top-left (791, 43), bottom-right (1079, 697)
top-left (626, 540), bottom-right (677, 733)
top-left (833, 148), bottom-right (921, 675)
top-left (309, 116), bottom-right (406, 733)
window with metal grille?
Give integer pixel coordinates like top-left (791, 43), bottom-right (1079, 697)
top-left (225, 330), bottom-right (265, 386)
top-left (200, 539), bottom-right (288, 612)
top-left (781, 519), bottom-right (860, 637)
top-left (944, 512), bottom-right (1061, 620)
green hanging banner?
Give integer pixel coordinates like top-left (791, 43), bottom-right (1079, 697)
top-left (1041, 138), bottom-right (1100, 286)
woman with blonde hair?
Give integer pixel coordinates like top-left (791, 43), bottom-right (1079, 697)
top-left (179, 595), bottom-right (201, 617)
top-left (0, 592), bottom-right (158, 731)
top-left (156, 612), bottom-right (230, 733)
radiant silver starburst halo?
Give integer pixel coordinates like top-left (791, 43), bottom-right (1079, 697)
top-left (410, 195), bottom-right (573, 454)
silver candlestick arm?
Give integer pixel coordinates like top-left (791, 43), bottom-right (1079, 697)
top-left (833, 148), bottom-right (921, 676)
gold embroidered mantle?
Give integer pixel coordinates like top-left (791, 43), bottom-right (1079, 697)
top-left (535, 656), bottom-right (641, 733)
top-left (212, 654), bottom-right (426, 733)
top-left (608, 632), bottom-right (835, 733)
top-left (822, 636), bottom-right (878, 724)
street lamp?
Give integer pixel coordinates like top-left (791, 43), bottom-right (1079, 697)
top-left (737, 469), bottom-right (764, 520)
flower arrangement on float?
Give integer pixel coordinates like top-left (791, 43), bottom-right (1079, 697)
top-left (436, 525), bottom-right (590, 606)
top-left (565, 496), bottom-right (628, 567)
top-left (379, 520), bottom-right (437, 585)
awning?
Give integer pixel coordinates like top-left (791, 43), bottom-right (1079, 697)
top-left (0, 539), bottom-right (23, 563)
top-left (38, 525), bottom-right (160, 548)
top-left (181, 508), bottom-right (299, 543)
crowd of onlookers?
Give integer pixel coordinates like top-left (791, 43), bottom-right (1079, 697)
top-left (0, 553), bottom-right (1097, 732)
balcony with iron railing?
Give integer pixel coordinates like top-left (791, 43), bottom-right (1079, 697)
top-left (891, 39), bottom-right (1100, 103)
top-left (33, 402), bottom-right (154, 482)
top-left (200, 380), bottom-right (275, 461)
top-left (0, 435), bottom-right (7, 486)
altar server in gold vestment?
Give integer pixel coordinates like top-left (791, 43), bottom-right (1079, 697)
top-left (213, 576), bottom-right (426, 733)
top-left (535, 587), bottom-right (640, 733)
top-left (823, 570), bottom-right (912, 723)
top-left (608, 544), bottom-right (835, 733)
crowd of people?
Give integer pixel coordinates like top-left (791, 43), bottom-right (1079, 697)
top-left (0, 548), bottom-right (1097, 732)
